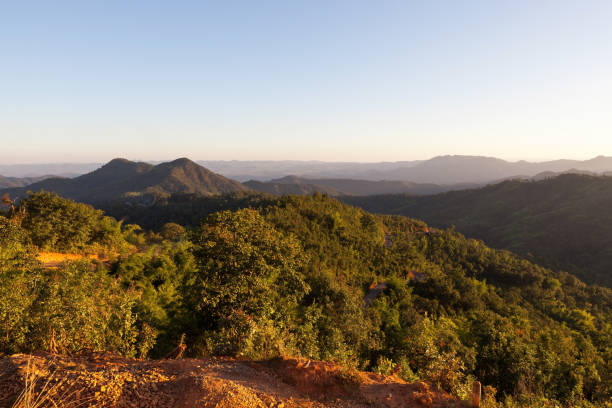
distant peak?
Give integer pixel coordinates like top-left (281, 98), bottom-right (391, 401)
top-left (274, 175), bottom-right (303, 183)
top-left (94, 158), bottom-right (153, 175)
top-left (99, 158), bottom-right (141, 169)
top-left (155, 158), bottom-right (202, 171)
top-left (427, 155), bottom-right (505, 163)
top-left (107, 158), bottom-right (133, 165)
top-left (168, 157), bottom-right (197, 166)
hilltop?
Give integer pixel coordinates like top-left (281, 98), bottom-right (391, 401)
top-left (344, 173), bottom-right (612, 287)
top-left (1, 158), bottom-right (250, 204)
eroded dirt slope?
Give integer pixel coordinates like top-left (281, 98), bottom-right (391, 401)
top-left (0, 352), bottom-right (463, 408)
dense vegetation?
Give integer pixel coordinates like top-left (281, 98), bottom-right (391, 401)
top-left (1, 191), bottom-right (610, 407)
top-left (244, 176), bottom-right (451, 196)
top-left (101, 192), bottom-right (276, 230)
top-left (344, 174), bottom-right (612, 287)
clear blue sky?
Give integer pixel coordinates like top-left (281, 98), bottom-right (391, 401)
top-left (1, 0), bottom-right (611, 163)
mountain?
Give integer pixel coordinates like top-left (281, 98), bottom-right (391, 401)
top-left (343, 173), bottom-right (612, 287)
top-left (376, 155), bottom-right (612, 184)
top-left (244, 175), bottom-right (472, 196)
top-left (0, 175), bottom-right (54, 189)
top-left (1, 158), bottom-right (250, 204)
top-left (199, 160), bottom-right (423, 181)
top-left (201, 155), bottom-right (612, 183)
top-left (5, 155), bottom-right (612, 185)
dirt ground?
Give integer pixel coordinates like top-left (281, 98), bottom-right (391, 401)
top-left (0, 352), bottom-right (465, 408)
top-left (36, 252), bottom-right (104, 268)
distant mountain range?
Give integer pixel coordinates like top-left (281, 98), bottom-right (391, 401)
top-left (244, 169), bottom-right (612, 197)
top-left (5, 155), bottom-right (612, 184)
top-left (244, 176), bottom-right (476, 196)
top-left (0, 175), bottom-right (54, 189)
top-left (201, 155), bottom-right (612, 183)
top-left (0, 163), bottom-right (101, 178)
top-left (5, 155), bottom-right (612, 200)
top-left (1, 158), bottom-right (249, 204)
top-left (343, 173), bottom-right (612, 287)
top-left (198, 160), bottom-right (423, 181)
top-left (6, 156), bottom-right (612, 287)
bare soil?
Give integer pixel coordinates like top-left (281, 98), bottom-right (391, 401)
top-left (0, 352), bottom-right (464, 408)
top-left (36, 252), bottom-right (104, 268)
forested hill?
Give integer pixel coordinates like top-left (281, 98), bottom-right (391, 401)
top-left (243, 178), bottom-right (342, 196)
top-left (0, 158), bottom-right (250, 204)
top-left (243, 176), bottom-right (460, 196)
top-left (1, 191), bottom-right (610, 406)
top-left (342, 173), bottom-right (612, 287)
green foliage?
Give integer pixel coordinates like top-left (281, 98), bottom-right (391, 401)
top-left (160, 222), bottom-right (186, 241)
top-left (101, 192), bottom-right (275, 230)
top-left (343, 174), bottom-right (612, 287)
top-left (110, 239), bottom-right (197, 356)
top-left (0, 215), bottom-right (37, 273)
top-left (0, 261), bottom-right (145, 356)
top-left (185, 209), bottom-right (309, 358)
top-left (19, 191), bottom-right (133, 254)
top-left (0, 269), bottom-right (38, 354)
top-left (1, 191), bottom-right (610, 407)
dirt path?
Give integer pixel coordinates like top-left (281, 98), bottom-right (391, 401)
top-left (0, 352), bottom-right (463, 408)
top-left (36, 252), bottom-right (105, 268)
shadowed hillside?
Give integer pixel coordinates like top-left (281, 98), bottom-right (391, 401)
top-left (244, 178), bottom-right (342, 196)
top-left (343, 173), bottom-right (612, 287)
top-left (244, 176), bottom-right (463, 196)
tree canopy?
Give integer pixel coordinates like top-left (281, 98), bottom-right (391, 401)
top-left (0, 191), bottom-right (610, 407)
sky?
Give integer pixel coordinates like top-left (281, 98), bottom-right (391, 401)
top-left (1, 0), bottom-right (611, 164)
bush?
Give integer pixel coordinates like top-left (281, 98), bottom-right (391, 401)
top-left (186, 209), bottom-right (309, 358)
top-left (19, 191), bottom-right (131, 254)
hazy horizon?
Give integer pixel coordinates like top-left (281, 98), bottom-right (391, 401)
top-left (3, 153), bottom-right (612, 166)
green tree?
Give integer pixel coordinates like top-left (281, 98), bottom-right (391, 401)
top-left (187, 209), bottom-right (309, 357)
top-left (20, 191), bottom-right (130, 254)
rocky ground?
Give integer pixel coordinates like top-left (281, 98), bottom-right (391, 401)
top-left (0, 352), bottom-right (464, 408)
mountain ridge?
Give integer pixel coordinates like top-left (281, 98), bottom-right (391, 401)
top-left (202, 155), bottom-right (612, 182)
top-left (244, 175), bottom-right (475, 196)
top-left (0, 175), bottom-right (55, 189)
top-left (4, 155), bottom-right (612, 185)
top-left (0, 158), bottom-right (250, 204)
top-left (342, 173), bottom-right (612, 286)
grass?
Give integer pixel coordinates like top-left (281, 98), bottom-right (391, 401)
top-left (11, 357), bottom-right (96, 408)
